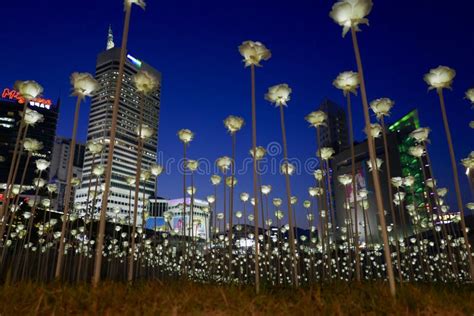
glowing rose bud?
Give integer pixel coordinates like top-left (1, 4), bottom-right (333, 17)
top-left (41, 199), bottom-right (51, 208)
top-left (112, 207), bottom-right (121, 215)
top-left (461, 152), bottom-right (474, 169)
top-left (140, 170), bottom-right (151, 182)
top-left (24, 108), bottom-right (44, 126)
top-left (238, 41), bottom-right (271, 67)
top-left (303, 200), bottom-right (311, 209)
top-left (125, 176), bottom-right (136, 186)
top-left (465, 88), bottom-right (474, 105)
top-left (150, 164), bottom-right (163, 177)
top-left (290, 196), bottom-right (298, 205)
top-left (370, 98), bottom-right (394, 119)
top-left (210, 175), bottom-right (221, 185)
top-left (225, 177), bottom-right (237, 188)
top-left (318, 147), bottom-right (335, 160)
top-left (358, 189), bottom-right (368, 199)
top-left (393, 192), bottom-right (406, 206)
top-left (11, 185), bottom-right (24, 195)
top-left (314, 169), bottom-right (325, 181)
top-left (46, 184), bottom-right (57, 193)
top-left (250, 198), bottom-right (256, 206)
top-left (136, 125), bottom-right (154, 139)
top-left (216, 156), bottom-right (232, 172)
top-left (35, 159), bottom-right (50, 171)
top-left (425, 178), bottom-right (437, 189)
top-left (275, 210), bottom-right (284, 220)
top-left (217, 213), bottom-right (224, 220)
top-left (71, 177), bottom-right (81, 187)
top-left (186, 186), bottom-right (196, 196)
top-left (71, 72), bottom-right (99, 99)
top-left (424, 66), bottom-right (456, 91)
top-left (403, 176), bottom-right (415, 188)
top-left (14, 80), bottom-right (43, 101)
top-left (470, 121), bottom-right (474, 129)
top-left (305, 111), bottom-right (327, 128)
top-left (408, 145), bottom-right (424, 158)
top-left (33, 178), bottom-right (47, 188)
top-left (437, 187), bottom-right (448, 197)
top-left (410, 127), bottom-right (430, 143)
top-left (329, 0), bottom-right (373, 37)
top-left (132, 70), bottom-right (158, 95)
top-left (367, 123), bottom-right (383, 138)
top-left (125, 0), bottom-right (146, 10)
top-left (23, 138), bottom-right (43, 153)
top-left (359, 199), bottom-right (369, 209)
top-left (224, 115), bottom-right (245, 133)
top-left (367, 158), bottom-right (383, 172)
top-left (261, 185), bottom-right (272, 195)
top-left (333, 71), bottom-right (359, 95)
top-left (466, 203), bottom-right (474, 211)
top-left (177, 129), bottom-right (194, 143)
top-left (265, 84), bottom-right (292, 106)
top-left (186, 159), bottom-right (199, 172)
top-left (280, 162), bottom-right (295, 175)
top-left (240, 192), bottom-right (249, 202)
top-left (92, 165), bottom-right (105, 177)
top-left (250, 146), bottom-right (266, 160)
top-left (338, 174), bottom-right (352, 186)
top-left (248, 214), bottom-right (254, 222)
top-left (87, 141), bottom-right (104, 154)
top-left (206, 195), bottom-right (215, 204)
top-left (272, 198), bottom-right (282, 207)
top-left (391, 177), bottom-right (403, 188)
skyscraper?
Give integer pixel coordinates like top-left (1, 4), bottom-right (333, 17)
top-left (318, 98), bottom-right (349, 154)
top-left (0, 88), bottom-right (59, 189)
top-left (49, 136), bottom-right (85, 211)
top-left (74, 28), bottom-right (162, 224)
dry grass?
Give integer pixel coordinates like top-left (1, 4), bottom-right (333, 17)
top-left (0, 281), bottom-right (473, 315)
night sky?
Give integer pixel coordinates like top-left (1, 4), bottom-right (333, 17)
top-left (1, 0), bottom-right (473, 220)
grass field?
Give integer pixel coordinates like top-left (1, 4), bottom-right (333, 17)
top-left (0, 281), bottom-right (473, 315)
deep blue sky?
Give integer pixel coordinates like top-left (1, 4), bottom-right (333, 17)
top-left (1, 0), bottom-right (473, 220)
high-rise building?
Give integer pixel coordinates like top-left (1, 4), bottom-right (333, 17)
top-left (0, 88), bottom-right (59, 191)
top-left (74, 28), bottom-right (162, 224)
top-left (331, 110), bottom-right (424, 243)
top-left (317, 98), bottom-right (350, 233)
top-left (318, 98), bottom-right (349, 154)
top-left (49, 137), bottom-right (85, 211)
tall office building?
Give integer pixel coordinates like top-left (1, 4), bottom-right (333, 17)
top-left (49, 137), bottom-right (85, 211)
top-left (318, 98), bottom-right (350, 238)
top-left (318, 98), bottom-right (349, 154)
top-left (0, 88), bottom-right (59, 190)
top-left (74, 28), bottom-right (162, 224)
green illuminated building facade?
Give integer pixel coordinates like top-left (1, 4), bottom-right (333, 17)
top-left (389, 110), bottom-right (430, 230)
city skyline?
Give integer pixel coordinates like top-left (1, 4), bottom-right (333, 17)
top-left (0, 0), bottom-right (473, 309)
top-left (0, 0), bottom-right (472, 209)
